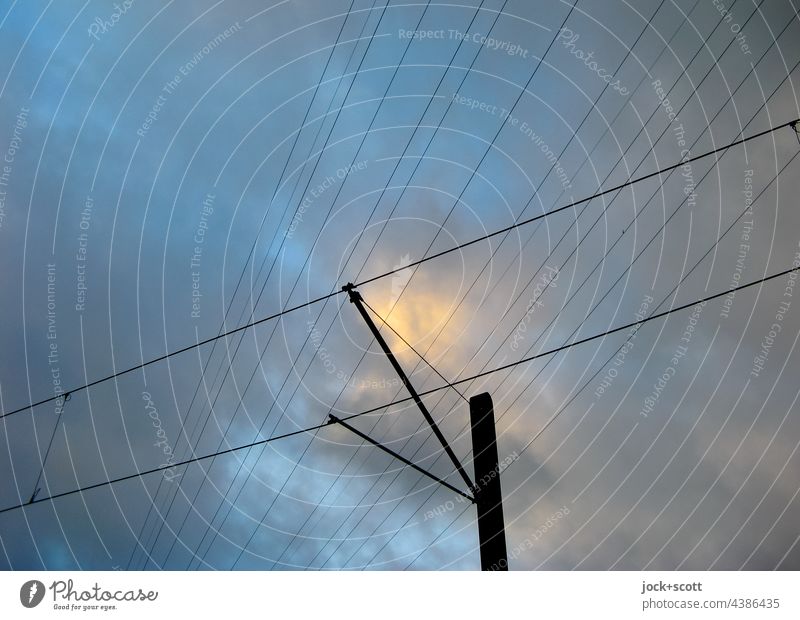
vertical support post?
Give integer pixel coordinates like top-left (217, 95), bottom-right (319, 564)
top-left (469, 392), bottom-right (508, 571)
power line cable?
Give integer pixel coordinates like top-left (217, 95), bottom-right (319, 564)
top-left (2, 117), bottom-right (794, 425)
top-left (143, 0), bottom-right (400, 568)
top-left (361, 298), bottom-right (468, 401)
top-left (290, 1), bottom-right (788, 564)
top-left (176, 0), bottom-right (444, 570)
top-left (126, 0), bottom-right (362, 570)
top-left (305, 0), bottom-right (583, 569)
top-left (402, 145), bottom-right (800, 567)
top-left (283, 0), bottom-right (710, 568)
top-left (458, 18), bottom-right (800, 479)
top-left (355, 1), bottom-right (789, 524)
top-left (1, 264), bottom-right (798, 518)
top-left (27, 392), bottom-right (71, 505)
top-left (190, 0), bottom-right (502, 570)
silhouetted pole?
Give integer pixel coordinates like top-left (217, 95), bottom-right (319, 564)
top-left (469, 392), bottom-right (508, 570)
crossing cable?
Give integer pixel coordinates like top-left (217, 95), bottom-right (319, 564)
top-left (261, 0), bottom-right (521, 569)
top-left (396, 147), bottom-right (800, 569)
top-left (358, 39), bottom-right (800, 567)
top-left (125, 0), bottom-right (363, 571)
top-left (2, 266), bottom-right (798, 519)
top-left (27, 392), bottom-right (71, 505)
top-left (186, 0), bottom-right (561, 569)
top-left (264, 4), bottom-right (780, 568)
top-left (301, 0), bottom-right (583, 569)
top-left (431, 0), bottom-right (785, 442)
top-left (449, 29), bottom-right (800, 481)
top-left (175, 0), bottom-right (453, 570)
top-left (278, 0), bottom-right (708, 568)
top-left (2, 116), bottom-right (794, 426)
top-left (315, 0), bottom-right (699, 564)
top-left (145, 0), bottom-right (407, 568)
top-left (139, 0), bottom-right (394, 568)
top-left (361, 299), bottom-right (467, 402)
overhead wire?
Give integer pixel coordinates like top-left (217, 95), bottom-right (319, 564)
top-left (146, 0), bottom-right (401, 568)
top-left (3, 0), bottom-right (796, 574)
top-left (2, 265), bottom-right (799, 519)
top-left (278, 0), bottom-right (708, 568)
top-left (0, 116), bottom-right (794, 426)
top-left (361, 299), bottom-right (468, 402)
top-left (322, 0), bottom-right (758, 567)
top-left (4, 4), bottom-right (792, 572)
top-left (307, 0), bottom-right (582, 569)
top-left (347, 2), bottom-right (797, 568)
top-left (126, 0), bottom-right (363, 570)
top-left (191, 0), bottom-right (446, 570)
top-left (197, 0), bottom-right (521, 569)
top-left (376, 41), bottom-right (800, 569)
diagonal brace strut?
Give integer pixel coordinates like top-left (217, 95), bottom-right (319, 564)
top-left (329, 415), bottom-right (474, 503)
top-left (342, 283), bottom-right (476, 493)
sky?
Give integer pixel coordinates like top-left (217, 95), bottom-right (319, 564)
top-left (0, 0), bottom-right (799, 570)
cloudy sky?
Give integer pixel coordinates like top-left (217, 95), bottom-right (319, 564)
top-left (0, 0), bottom-right (799, 570)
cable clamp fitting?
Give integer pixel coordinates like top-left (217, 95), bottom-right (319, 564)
top-left (341, 282), bottom-right (362, 303)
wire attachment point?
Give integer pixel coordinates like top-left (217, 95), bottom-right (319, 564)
top-left (329, 414), bottom-right (475, 503)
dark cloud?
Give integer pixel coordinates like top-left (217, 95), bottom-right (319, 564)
top-left (0, 0), bottom-right (798, 570)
